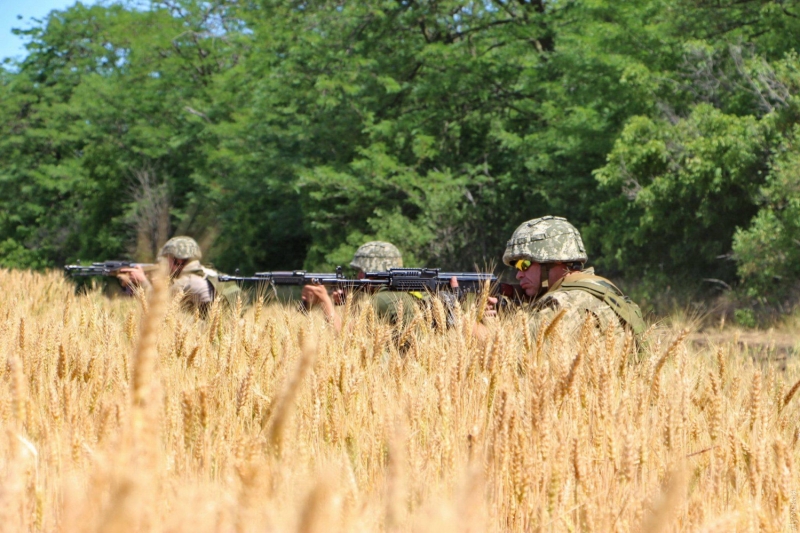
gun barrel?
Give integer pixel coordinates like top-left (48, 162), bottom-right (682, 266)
top-left (219, 270), bottom-right (350, 286)
top-left (64, 261), bottom-right (156, 277)
top-left (217, 275), bottom-right (269, 283)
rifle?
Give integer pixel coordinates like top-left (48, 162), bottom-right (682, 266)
top-left (360, 268), bottom-right (496, 295)
top-left (217, 266), bottom-right (375, 287)
top-left (64, 261), bottom-right (157, 277)
top-left (220, 266), bottom-right (497, 296)
top-left (221, 267), bottom-right (524, 321)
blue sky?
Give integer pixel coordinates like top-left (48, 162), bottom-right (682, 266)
top-left (0, 0), bottom-right (87, 61)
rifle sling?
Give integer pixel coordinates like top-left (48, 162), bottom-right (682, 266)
top-left (552, 273), bottom-right (645, 335)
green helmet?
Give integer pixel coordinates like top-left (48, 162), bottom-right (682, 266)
top-left (350, 241), bottom-right (403, 272)
top-left (158, 236), bottom-right (202, 261)
top-left (503, 216), bottom-right (587, 266)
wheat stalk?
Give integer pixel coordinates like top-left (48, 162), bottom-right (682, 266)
top-left (266, 327), bottom-right (317, 454)
top-left (2, 267), bottom-right (799, 532)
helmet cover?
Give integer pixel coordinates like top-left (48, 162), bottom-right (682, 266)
top-left (502, 216), bottom-right (587, 266)
top-left (158, 236), bottom-right (202, 261)
top-left (350, 241), bottom-right (403, 272)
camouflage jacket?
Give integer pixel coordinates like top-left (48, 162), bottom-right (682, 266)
top-left (529, 268), bottom-right (644, 340)
top-left (174, 260), bottom-right (243, 311)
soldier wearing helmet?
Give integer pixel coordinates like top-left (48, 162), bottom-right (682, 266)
top-left (302, 240), bottom-right (419, 331)
top-left (349, 241), bottom-right (403, 275)
top-left (117, 236), bottom-right (241, 312)
top-left (503, 216), bottom-right (644, 337)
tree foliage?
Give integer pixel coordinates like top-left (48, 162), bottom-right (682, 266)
top-left (2, 0), bottom-right (800, 297)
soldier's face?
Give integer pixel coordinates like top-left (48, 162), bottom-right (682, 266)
top-left (516, 261), bottom-right (542, 296)
top-left (166, 256), bottom-right (186, 275)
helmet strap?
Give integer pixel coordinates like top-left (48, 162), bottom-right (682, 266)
top-left (538, 263), bottom-right (551, 296)
top-left (170, 258), bottom-right (187, 279)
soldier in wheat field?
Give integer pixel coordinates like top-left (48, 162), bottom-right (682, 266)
top-left (502, 216), bottom-right (645, 341)
top-left (117, 236), bottom-right (241, 313)
top-left (302, 241), bottom-right (427, 331)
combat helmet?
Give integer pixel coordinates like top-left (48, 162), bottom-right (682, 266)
top-left (503, 216), bottom-right (587, 266)
top-left (350, 241), bottom-right (403, 272)
top-left (158, 236), bottom-right (202, 261)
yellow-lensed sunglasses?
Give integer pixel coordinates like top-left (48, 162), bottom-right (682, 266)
top-left (513, 259), bottom-right (533, 272)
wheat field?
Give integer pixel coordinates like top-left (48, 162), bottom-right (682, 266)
top-left (0, 268), bottom-right (799, 532)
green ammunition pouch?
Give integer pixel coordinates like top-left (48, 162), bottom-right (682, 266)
top-left (552, 272), bottom-right (645, 335)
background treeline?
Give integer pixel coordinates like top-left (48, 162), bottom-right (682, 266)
top-left (2, 0), bottom-right (800, 312)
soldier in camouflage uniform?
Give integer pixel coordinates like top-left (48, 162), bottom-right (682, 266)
top-left (503, 216), bottom-right (644, 339)
top-left (350, 241), bottom-right (422, 324)
top-left (117, 236), bottom-right (241, 313)
top-left (302, 241), bottom-right (421, 331)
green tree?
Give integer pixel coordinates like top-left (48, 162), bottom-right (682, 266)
top-left (3, 0), bottom-right (800, 298)
top-left (0, 1), bottom-right (240, 268)
top-left (594, 105), bottom-right (769, 281)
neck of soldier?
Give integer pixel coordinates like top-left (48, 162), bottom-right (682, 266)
top-left (169, 257), bottom-right (188, 278)
top-left (536, 262), bottom-right (573, 297)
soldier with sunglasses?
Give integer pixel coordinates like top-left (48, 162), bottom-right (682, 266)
top-left (503, 216), bottom-right (645, 338)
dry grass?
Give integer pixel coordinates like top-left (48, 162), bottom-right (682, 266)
top-left (1, 269), bottom-right (800, 532)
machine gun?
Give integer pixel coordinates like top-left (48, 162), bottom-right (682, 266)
top-left (64, 261), bottom-right (157, 277)
top-left (221, 266), bottom-right (524, 321)
top-left (217, 266), bottom-right (379, 287)
top-left (361, 268), bottom-right (496, 296)
top-left (220, 266), bottom-right (498, 296)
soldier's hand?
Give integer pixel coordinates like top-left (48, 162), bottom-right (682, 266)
top-left (301, 283), bottom-right (342, 332)
top-left (301, 284), bottom-right (331, 309)
top-left (331, 289), bottom-right (346, 306)
top-left (484, 296), bottom-right (498, 319)
top-left (118, 266), bottom-right (148, 288)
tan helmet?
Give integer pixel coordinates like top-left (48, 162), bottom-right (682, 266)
top-left (350, 241), bottom-right (403, 272)
top-left (503, 216), bottom-right (587, 266)
top-left (158, 236), bottom-right (202, 261)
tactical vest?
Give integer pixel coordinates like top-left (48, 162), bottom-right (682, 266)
top-left (549, 271), bottom-right (646, 335)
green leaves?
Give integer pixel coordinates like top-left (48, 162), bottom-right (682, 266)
top-left (1, 0), bottom-right (799, 298)
top-left (594, 104), bottom-right (768, 280)
top-left (733, 124), bottom-right (800, 294)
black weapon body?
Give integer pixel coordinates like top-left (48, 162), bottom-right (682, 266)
top-left (218, 267), bottom-right (373, 286)
top-left (64, 261), bottom-right (156, 277)
top-left (220, 267), bottom-right (497, 295)
top-left (362, 268), bottom-right (496, 294)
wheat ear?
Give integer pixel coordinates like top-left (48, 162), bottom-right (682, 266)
top-left (267, 327), bottom-right (317, 454)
